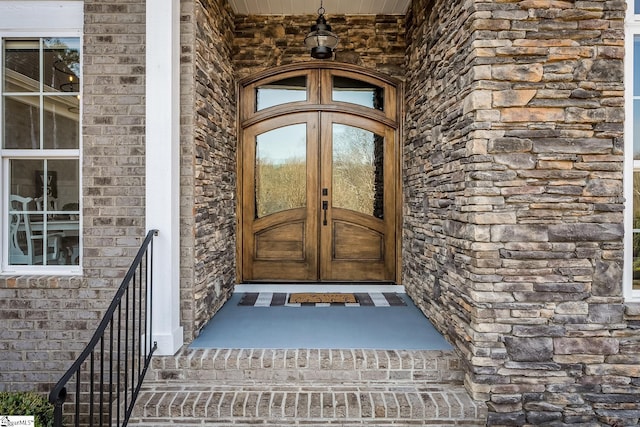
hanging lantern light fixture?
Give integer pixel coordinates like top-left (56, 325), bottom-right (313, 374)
top-left (304, 0), bottom-right (339, 59)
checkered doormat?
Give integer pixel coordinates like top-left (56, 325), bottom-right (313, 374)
top-left (238, 292), bottom-right (407, 307)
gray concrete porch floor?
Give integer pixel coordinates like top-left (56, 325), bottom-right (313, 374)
top-left (190, 284), bottom-right (452, 350)
top-left (131, 286), bottom-right (487, 426)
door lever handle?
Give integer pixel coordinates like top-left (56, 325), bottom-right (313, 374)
top-left (322, 200), bottom-right (328, 226)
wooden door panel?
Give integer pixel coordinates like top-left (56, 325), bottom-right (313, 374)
top-left (255, 221), bottom-right (305, 260)
top-left (239, 66), bottom-right (400, 283)
top-left (242, 113), bottom-right (318, 281)
top-left (333, 221), bottom-right (383, 260)
top-left (320, 113), bottom-right (396, 282)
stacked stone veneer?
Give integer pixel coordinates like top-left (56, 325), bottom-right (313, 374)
top-left (404, 0), bottom-right (640, 425)
top-left (233, 14), bottom-right (406, 80)
top-left (0, 2), bottom-right (147, 392)
top-left (179, 0), bottom-right (237, 341)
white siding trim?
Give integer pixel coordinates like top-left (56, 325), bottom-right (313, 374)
top-left (146, 0), bottom-right (183, 355)
top-left (0, 1), bottom-right (83, 32)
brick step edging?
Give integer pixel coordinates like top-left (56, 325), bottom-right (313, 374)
top-left (131, 384), bottom-right (487, 426)
top-left (149, 348), bottom-right (464, 384)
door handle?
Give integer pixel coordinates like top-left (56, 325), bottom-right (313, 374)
top-left (322, 200), bottom-right (328, 226)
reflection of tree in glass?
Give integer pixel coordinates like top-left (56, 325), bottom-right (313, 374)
top-left (255, 157), bottom-right (306, 218)
top-left (333, 126), bottom-right (383, 218)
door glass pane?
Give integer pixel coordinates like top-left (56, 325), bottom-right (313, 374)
top-left (3, 95), bottom-right (40, 149)
top-left (4, 39), bottom-right (40, 92)
top-left (332, 124), bottom-right (384, 219)
top-left (634, 171), bottom-right (640, 290)
top-left (635, 36), bottom-right (640, 96)
top-left (256, 76), bottom-right (307, 111)
top-left (635, 36), bottom-right (640, 160)
top-left (332, 76), bottom-right (384, 111)
top-left (255, 124), bottom-right (307, 218)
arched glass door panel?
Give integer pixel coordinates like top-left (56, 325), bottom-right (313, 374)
top-left (332, 124), bottom-right (384, 219)
top-left (332, 75), bottom-right (384, 111)
top-left (255, 124), bottom-right (307, 218)
top-left (239, 64), bottom-right (401, 283)
top-left (256, 76), bottom-right (307, 111)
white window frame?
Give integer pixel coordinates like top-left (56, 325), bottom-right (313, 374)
top-left (0, 2), bottom-right (83, 275)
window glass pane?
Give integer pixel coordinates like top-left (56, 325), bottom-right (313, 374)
top-left (3, 36), bottom-right (81, 269)
top-left (8, 159), bottom-right (79, 266)
top-left (43, 95), bottom-right (80, 149)
top-left (48, 159), bottom-right (80, 265)
top-left (634, 171), bottom-right (640, 290)
top-left (332, 76), bottom-right (384, 111)
top-left (636, 0), bottom-right (640, 15)
top-left (43, 38), bottom-right (80, 93)
top-left (635, 36), bottom-right (640, 96)
top-left (255, 124), bottom-right (307, 218)
top-left (332, 124), bottom-right (384, 219)
top-left (10, 159), bottom-right (43, 199)
top-left (256, 76), bottom-right (307, 111)
top-left (3, 39), bottom-right (39, 92)
top-left (48, 159), bottom-right (80, 211)
top-left (3, 95), bottom-right (40, 149)
top-left (635, 100), bottom-right (640, 161)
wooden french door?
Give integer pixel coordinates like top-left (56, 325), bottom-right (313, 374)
top-left (239, 64), bottom-right (401, 282)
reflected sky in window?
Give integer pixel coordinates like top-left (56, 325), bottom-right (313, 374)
top-left (256, 124), bottom-right (306, 164)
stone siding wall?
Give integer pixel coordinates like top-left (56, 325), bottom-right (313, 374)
top-left (185, 0), bottom-right (237, 339)
top-left (403, 0), bottom-right (477, 403)
top-left (233, 14), bottom-right (406, 81)
top-left (0, 1), bottom-right (147, 392)
top-left (405, 0), bottom-right (639, 425)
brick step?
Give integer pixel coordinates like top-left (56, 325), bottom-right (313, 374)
top-left (129, 348), bottom-right (487, 426)
top-left (129, 383), bottom-right (486, 426)
top-left (146, 348), bottom-right (466, 384)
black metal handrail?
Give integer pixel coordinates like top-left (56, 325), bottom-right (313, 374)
top-left (49, 230), bottom-right (159, 427)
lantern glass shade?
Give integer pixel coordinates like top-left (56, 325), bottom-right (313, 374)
top-left (304, 15), bottom-right (339, 59)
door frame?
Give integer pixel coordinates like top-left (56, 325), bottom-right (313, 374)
top-left (236, 62), bottom-right (403, 284)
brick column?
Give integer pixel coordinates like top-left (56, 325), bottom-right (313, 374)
top-left (146, 0), bottom-right (183, 355)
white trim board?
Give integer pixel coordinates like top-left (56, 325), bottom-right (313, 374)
top-left (0, 1), bottom-right (83, 32)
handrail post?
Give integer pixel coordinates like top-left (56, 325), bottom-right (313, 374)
top-left (51, 386), bottom-right (66, 427)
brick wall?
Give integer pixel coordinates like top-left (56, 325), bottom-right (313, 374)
top-left (0, 1), bottom-right (147, 392)
top-left (180, 0), bottom-right (197, 345)
top-left (405, 0), bottom-right (640, 425)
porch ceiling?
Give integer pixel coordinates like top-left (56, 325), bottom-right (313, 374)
top-left (228, 0), bottom-right (410, 15)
